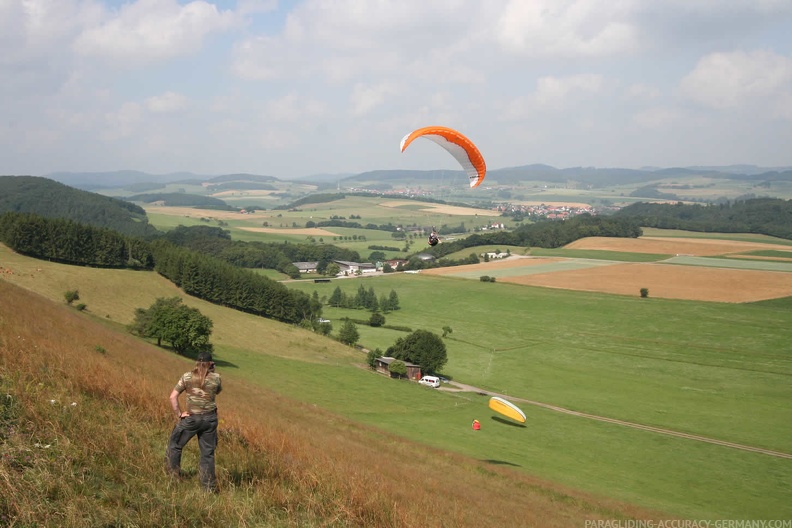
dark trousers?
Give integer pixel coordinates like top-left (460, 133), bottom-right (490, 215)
top-left (166, 411), bottom-right (218, 491)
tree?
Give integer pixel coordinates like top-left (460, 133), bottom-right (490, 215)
top-left (640, 288), bottom-right (649, 298)
top-left (388, 290), bottom-right (400, 311)
top-left (386, 329), bottom-right (447, 374)
top-left (325, 263), bottom-right (340, 277)
top-left (338, 320), bottom-right (359, 346)
top-left (129, 297), bottom-right (213, 355)
top-left (366, 349), bottom-right (379, 369)
top-left (389, 360), bottom-right (407, 378)
top-left (442, 326), bottom-right (453, 338)
top-left (369, 312), bottom-right (385, 327)
top-left (328, 286), bottom-right (344, 307)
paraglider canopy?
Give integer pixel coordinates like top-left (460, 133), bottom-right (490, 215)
top-left (400, 126), bottom-right (486, 188)
top-left (488, 396), bottom-right (526, 423)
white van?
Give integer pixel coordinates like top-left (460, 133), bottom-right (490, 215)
top-left (418, 375), bottom-right (440, 388)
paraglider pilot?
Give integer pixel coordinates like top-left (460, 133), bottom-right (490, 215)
top-left (472, 419), bottom-right (481, 431)
top-left (428, 227), bottom-right (439, 246)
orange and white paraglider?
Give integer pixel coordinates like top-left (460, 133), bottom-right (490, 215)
top-left (400, 126), bottom-right (486, 188)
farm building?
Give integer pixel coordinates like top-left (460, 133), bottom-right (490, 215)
top-left (374, 357), bottom-right (422, 380)
top-left (293, 261), bottom-right (318, 273)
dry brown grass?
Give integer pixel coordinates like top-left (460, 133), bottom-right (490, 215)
top-left (0, 280), bottom-right (660, 527)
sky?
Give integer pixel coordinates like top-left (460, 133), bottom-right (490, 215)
top-left (2, 0), bottom-right (792, 179)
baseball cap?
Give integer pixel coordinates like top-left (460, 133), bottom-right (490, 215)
top-left (197, 352), bottom-right (213, 363)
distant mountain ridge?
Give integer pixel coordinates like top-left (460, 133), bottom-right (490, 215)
top-left (40, 164), bottom-right (792, 191)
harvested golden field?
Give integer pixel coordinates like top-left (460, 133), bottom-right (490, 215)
top-left (506, 262), bottom-right (792, 302)
top-left (424, 234), bottom-right (792, 302)
top-left (566, 236), bottom-right (785, 256)
top-left (378, 200), bottom-right (493, 216)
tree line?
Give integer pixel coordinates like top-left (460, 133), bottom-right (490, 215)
top-left (0, 212), bottom-right (321, 325)
top-left (0, 212), bottom-right (154, 268)
top-left (423, 214), bottom-right (642, 260)
top-left (327, 284), bottom-right (400, 312)
top-left (150, 240), bottom-right (321, 324)
top-left (614, 198), bottom-right (792, 240)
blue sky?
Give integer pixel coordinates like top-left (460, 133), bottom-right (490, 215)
top-left (1, 0), bottom-right (791, 179)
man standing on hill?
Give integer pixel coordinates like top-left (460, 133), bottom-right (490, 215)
top-left (166, 352), bottom-right (222, 493)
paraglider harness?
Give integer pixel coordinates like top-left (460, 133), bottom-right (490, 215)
top-left (428, 227), bottom-right (439, 246)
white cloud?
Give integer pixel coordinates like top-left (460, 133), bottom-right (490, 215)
top-left (496, 0), bottom-right (639, 58)
top-left (2, 1), bottom-right (792, 176)
top-left (633, 106), bottom-right (681, 129)
top-left (232, 35), bottom-right (299, 80)
top-left (264, 93), bottom-right (327, 122)
top-left (350, 82), bottom-right (400, 116)
top-left (626, 83), bottom-right (662, 100)
top-left (103, 101), bottom-right (143, 140)
top-left (145, 91), bottom-right (188, 113)
top-left (535, 74), bottom-right (603, 105)
top-left (236, 0), bottom-right (277, 16)
top-left (501, 74), bottom-right (605, 120)
top-left (231, 0), bottom-right (489, 84)
top-left (679, 50), bottom-right (792, 115)
top-left (74, 0), bottom-right (237, 63)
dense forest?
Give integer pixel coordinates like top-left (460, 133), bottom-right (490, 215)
top-left (0, 212), bottom-right (319, 325)
top-left (0, 176), bottom-right (159, 237)
top-left (0, 212), bottom-right (154, 268)
top-left (427, 215), bottom-right (643, 259)
top-left (615, 198), bottom-right (792, 240)
top-left (150, 240), bottom-right (320, 324)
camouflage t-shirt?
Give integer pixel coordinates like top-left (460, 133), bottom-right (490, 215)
top-left (174, 371), bottom-right (222, 414)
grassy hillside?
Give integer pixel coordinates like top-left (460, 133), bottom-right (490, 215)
top-left (2, 244), bottom-right (791, 521)
top-left (0, 281), bottom-right (653, 527)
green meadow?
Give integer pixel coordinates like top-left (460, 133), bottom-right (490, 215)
top-left (2, 243), bottom-right (791, 520)
top-left (143, 196), bottom-right (506, 257)
top-left (640, 228), bottom-right (792, 246)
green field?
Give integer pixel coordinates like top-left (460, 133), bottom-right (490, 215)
top-left (529, 248), bottom-right (670, 262)
top-left (2, 242), bottom-right (791, 520)
top-left (641, 228), bottom-right (792, 246)
top-left (142, 196), bottom-right (506, 259)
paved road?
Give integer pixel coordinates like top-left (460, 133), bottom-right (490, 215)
top-left (441, 382), bottom-right (792, 460)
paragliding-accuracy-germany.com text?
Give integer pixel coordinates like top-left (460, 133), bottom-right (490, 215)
top-left (584, 520), bottom-right (792, 528)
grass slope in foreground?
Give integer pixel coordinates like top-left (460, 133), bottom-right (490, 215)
top-left (0, 280), bottom-right (655, 528)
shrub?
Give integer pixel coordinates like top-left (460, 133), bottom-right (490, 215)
top-left (369, 312), bottom-right (386, 327)
top-left (64, 290), bottom-right (80, 305)
top-left (640, 288), bottom-right (649, 298)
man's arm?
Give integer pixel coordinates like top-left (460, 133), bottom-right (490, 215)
top-left (169, 389), bottom-right (189, 420)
